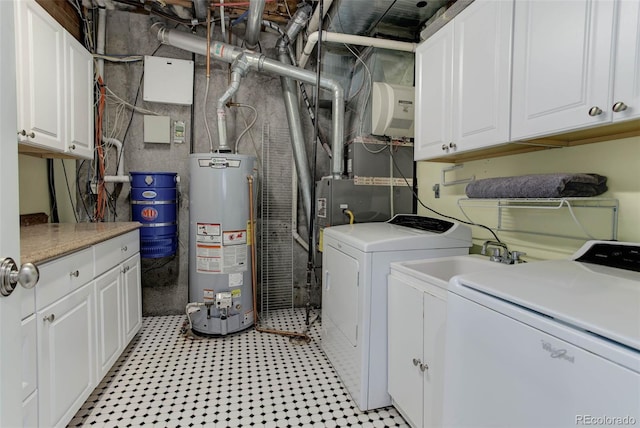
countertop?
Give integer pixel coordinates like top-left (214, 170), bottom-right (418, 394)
top-left (21, 222), bottom-right (141, 264)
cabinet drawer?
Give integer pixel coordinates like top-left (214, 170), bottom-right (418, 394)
top-left (36, 247), bottom-right (94, 311)
top-left (94, 230), bottom-right (140, 277)
top-left (22, 315), bottom-right (37, 401)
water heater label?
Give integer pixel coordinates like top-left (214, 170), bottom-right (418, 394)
top-left (196, 244), bottom-right (222, 273)
top-left (142, 191), bottom-right (157, 198)
top-left (222, 246), bottom-right (248, 274)
top-left (203, 289), bottom-right (215, 302)
top-left (197, 223), bottom-right (222, 244)
top-left (229, 273), bottom-right (243, 287)
top-left (223, 230), bottom-right (247, 245)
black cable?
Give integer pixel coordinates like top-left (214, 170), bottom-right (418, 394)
top-left (77, 160), bottom-right (93, 221)
top-left (60, 160), bottom-right (79, 223)
top-left (389, 144), bottom-right (502, 243)
top-left (47, 159), bottom-right (59, 223)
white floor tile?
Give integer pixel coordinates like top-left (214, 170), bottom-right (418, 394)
top-left (70, 309), bottom-right (409, 427)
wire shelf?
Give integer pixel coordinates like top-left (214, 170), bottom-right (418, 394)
top-left (457, 197), bottom-right (619, 240)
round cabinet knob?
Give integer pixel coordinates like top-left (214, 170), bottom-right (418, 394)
top-left (588, 106), bottom-right (603, 117)
top-left (17, 130), bottom-right (26, 136)
top-left (419, 362), bottom-right (429, 372)
top-left (412, 358), bottom-right (421, 366)
top-left (612, 101), bottom-right (628, 113)
top-left (43, 314), bottom-right (56, 322)
top-left (449, 142), bottom-right (457, 150)
top-left (122, 246), bottom-right (128, 252)
top-left (70, 270), bottom-right (79, 278)
top-left (69, 144), bottom-right (76, 150)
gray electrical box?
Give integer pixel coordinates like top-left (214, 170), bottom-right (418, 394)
top-left (346, 138), bottom-right (413, 180)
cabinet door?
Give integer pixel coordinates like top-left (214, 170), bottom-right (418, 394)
top-left (65, 33), bottom-right (94, 159)
top-left (14, 0), bottom-right (65, 152)
top-left (422, 291), bottom-right (446, 428)
top-left (453, 0), bottom-right (513, 152)
top-left (511, 0), bottom-right (615, 140)
top-left (388, 276), bottom-right (423, 428)
top-left (611, 0), bottom-right (640, 123)
top-left (95, 267), bottom-right (123, 378)
top-left (414, 23), bottom-right (453, 161)
top-left (37, 282), bottom-right (95, 428)
top-left (123, 254), bottom-right (142, 343)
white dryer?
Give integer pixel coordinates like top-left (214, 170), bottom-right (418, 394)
top-left (321, 214), bottom-right (471, 411)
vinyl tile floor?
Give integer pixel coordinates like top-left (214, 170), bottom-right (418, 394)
top-left (69, 309), bottom-right (410, 427)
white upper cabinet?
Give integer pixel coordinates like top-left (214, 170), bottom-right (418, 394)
top-left (452, 0), bottom-right (513, 152)
top-left (611, 0), bottom-right (640, 123)
top-left (414, 0), bottom-right (513, 161)
top-left (414, 23), bottom-right (453, 161)
top-left (511, 0), bottom-right (615, 140)
top-left (15, 0), bottom-right (94, 160)
top-left (65, 33), bottom-right (94, 159)
top-left (15, 0), bottom-right (65, 152)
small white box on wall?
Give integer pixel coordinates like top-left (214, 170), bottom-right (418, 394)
top-left (143, 56), bottom-right (194, 105)
top-left (144, 115), bottom-right (171, 144)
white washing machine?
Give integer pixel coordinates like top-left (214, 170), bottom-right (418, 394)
top-left (444, 241), bottom-right (640, 427)
top-left (321, 214), bottom-right (472, 411)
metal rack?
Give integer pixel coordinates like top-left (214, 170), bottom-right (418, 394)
top-left (457, 198), bottom-right (619, 240)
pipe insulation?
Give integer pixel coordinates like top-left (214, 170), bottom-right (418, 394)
top-left (151, 23), bottom-right (346, 220)
top-left (299, 31), bottom-right (417, 69)
top-left (244, 0), bottom-right (266, 50)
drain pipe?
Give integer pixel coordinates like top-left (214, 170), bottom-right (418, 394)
top-left (151, 23), bottom-right (345, 217)
top-left (299, 31), bottom-right (417, 69)
top-left (217, 56), bottom-right (249, 152)
top-left (244, 0), bottom-right (265, 50)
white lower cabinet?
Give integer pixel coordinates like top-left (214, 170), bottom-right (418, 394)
top-left (37, 281), bottom-right (96, 428)
top-left (388, 274), bottom-right (447, 428)
top-left (95, 267), bottom-right (123, 379)
top-left (123, 254), bottom-right (142, 343)
top-left (21, 229), bottom-right (141, 427)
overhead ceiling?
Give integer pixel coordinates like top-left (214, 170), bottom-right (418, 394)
top-left (324, 0), bottom-right (453, 42)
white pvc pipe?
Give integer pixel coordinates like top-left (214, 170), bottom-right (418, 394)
top-left (299, 31), bottom-right (417, 69)
top-left (102, 137), bottom-right (124, 176)
top-left (306, 0), bottom-right (334, 35)
top-left (103, 175), bottom-right (130, 183)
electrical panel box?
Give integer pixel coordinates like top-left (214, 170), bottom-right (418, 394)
top-left (143, 56), bottom-right (194, 105)
top-left (144, 115), bottom-right (171, 143)
top-left (371, 82), bottom-right (415, 138)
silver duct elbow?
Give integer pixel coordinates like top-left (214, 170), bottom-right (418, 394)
top-left (244, 0), bottom-right (265, 50)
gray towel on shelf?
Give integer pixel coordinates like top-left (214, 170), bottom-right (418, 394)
top-left (465, 173), bottom-right (608, 198)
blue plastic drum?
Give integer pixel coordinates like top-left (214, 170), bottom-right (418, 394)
top-left (130, 172), bottom-right (178, 258)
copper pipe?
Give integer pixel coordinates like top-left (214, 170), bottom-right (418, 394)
top-left (247, 175), bottom-right (309, 341)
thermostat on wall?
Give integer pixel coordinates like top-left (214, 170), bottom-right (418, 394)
top-left (143, 56), bottom-right (194, 105)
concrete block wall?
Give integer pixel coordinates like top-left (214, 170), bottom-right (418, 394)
top-left (88, 10), bottom-right (326, 315)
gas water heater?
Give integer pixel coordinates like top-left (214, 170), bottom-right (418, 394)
top-left (188, 153), bottom-right (257, 335)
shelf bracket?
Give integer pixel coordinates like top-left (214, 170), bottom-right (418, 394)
top-left (441, 164), bottom-right (475, 187)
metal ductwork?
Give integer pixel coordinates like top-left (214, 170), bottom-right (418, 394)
top-left (244, 0), bottom-right (266, 50)
top-left (151, 22), bottom-right (345, 226)
top-left (277, 4), bottom-right (314, 223)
